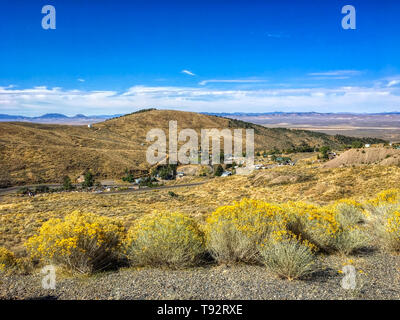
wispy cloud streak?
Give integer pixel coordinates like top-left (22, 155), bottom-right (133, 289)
top-left (181, 70), bottom-right (196, 76)
top-left (1, 82), bottom-right (400, 116)
top-left (199, 79), bottom-right (267, 85)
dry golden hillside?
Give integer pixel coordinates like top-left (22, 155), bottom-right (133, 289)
top-left (0, 109), bottom-right (383, 186)
top-left (324, 147), bottom-right (400, 168)
top-left (2, 163), bottom-right (400, 251)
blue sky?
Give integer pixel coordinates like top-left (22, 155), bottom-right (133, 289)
top-left (1, 0), bottom-right (400, 115)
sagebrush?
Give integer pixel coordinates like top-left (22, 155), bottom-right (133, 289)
top-left (126, 211), bottom-right (205, 268)
top-left (25, 211), bottom-right (126, 273)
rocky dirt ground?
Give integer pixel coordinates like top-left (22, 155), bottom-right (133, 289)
top-left (1, 252), bottom-right (399, 300)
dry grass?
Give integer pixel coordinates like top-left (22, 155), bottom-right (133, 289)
top-left (2, 162), bottom-right (400, 252)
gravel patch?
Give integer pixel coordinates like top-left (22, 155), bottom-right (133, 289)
top-left (1, 252), bottom-right (399, 300)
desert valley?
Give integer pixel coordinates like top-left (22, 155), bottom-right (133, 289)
top-left (1, 109), bottom-right (400, 300)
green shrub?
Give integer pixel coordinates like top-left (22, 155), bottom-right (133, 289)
top-left (352, 141), bottom-right (364, 149)
top-left (319, 146), bottom-right (330, 159)
top-left (214, 164), bottom-right (224, 177)
top-left (260, 236), bottom-right (317, 281)
top-left (122, 169), bottom-right (135, 183)
top-left (139, 177), bottom-right (157, 187)
top-left (330, 202), bottom-right (370, 255)
top-left (154, 164), bottom-right (177, 180)
top-left (63, 175), bottom-right (74, 190)
top-left (330, 227), bottom-right (369, 255)
top-left (126, 212), bottom-right (205, 268)
top-left (35, 185), bottom-right (50, 193)
top-left (18, 187), bottom-right (31, 195)
top-left (82, 171), bottom-right (95, 188)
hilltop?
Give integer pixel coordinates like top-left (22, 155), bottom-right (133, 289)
top-left (323, 147), bottom-right (400, 168)
top-left (0, 109), bottom-right (384, 186)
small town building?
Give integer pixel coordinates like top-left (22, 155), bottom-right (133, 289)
top-left (100, 180), bottom-right (116, 187)
top-left (221, 171), bottom-right (232, 177)
top-left (328, 152), bottom-right (337, 160)
top-left (177, 171), bottom-right (185, 178)
top-left (135, 178), bottom-right (143, 184)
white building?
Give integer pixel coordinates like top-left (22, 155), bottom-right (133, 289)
top-left (221, 171), bottom-right (232, 177)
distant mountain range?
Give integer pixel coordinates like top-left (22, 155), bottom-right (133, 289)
top-left (0, 113), bottom-right (123, 124)
top-left (3, 111), bottom-right (400, 125)
top-left (202, 111), bottom-right (400, 116)
top-left (202, 111), bottom-right (400, 142)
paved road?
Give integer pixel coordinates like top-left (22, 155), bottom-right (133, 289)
top-left (0, 184), bottom-right (63, 196)
top-left (0, 182), bottom-right (206, 197)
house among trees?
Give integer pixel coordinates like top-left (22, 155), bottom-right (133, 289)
top-left (328, 152), bottom-right (337, 160)
top-left (176, 171), bottom-right (185, 178)
top-left (135, 178), bottom-right (143, 184)
top-left (221, 171), bottom-right (232, 177)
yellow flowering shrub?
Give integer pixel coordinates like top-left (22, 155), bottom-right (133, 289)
top-left (280, 200), bottom-right (369, 254)
top-left (205, 199), bottom-right (287, 263)
top-left (25, 211), bottom-right (126, 273)
top-left (370, 205), bottom-right (400, 252)
top-left (364, 189), bottom-right (400, 218)
top-left (367, 189), bottom-right (400, 209)
top-left (126, 211), bottom-right (205, 268)
top-left (385, 209), bottom-right (400, 251)
top-left (0, 247), bottom-right (17, 273)
top-left (364, 189), bottom-right (400, 251)
top-left (283, 201), bottom-right (338, 250)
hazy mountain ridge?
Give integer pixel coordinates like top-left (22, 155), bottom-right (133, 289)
top-left (202, 111), bottom-right (400, 116)
top-left (202, 112), bottom-right (400, 141)
top-left (0, 113), bottom-right (123, 124)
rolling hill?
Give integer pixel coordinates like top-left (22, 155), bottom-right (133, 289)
top-left (0, 109), bottom-right (384, 187)
top-left (323, 147), bottom-right (400, 168)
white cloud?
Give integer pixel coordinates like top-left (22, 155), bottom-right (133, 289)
top-left (308, 70), bottom-right (362, 77)
top-left (265, 32), bottom-right (290, 39)
top-left (387, 80), bottom-right (400, 87)
top-left (77, 78), bottom-right (85, 82)
top-left (181, 70), bottom-right (196, 76)
top-left (1, 83), bottom-right (400, 116)
top-left (199, 79), bottom-right (267, 85)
